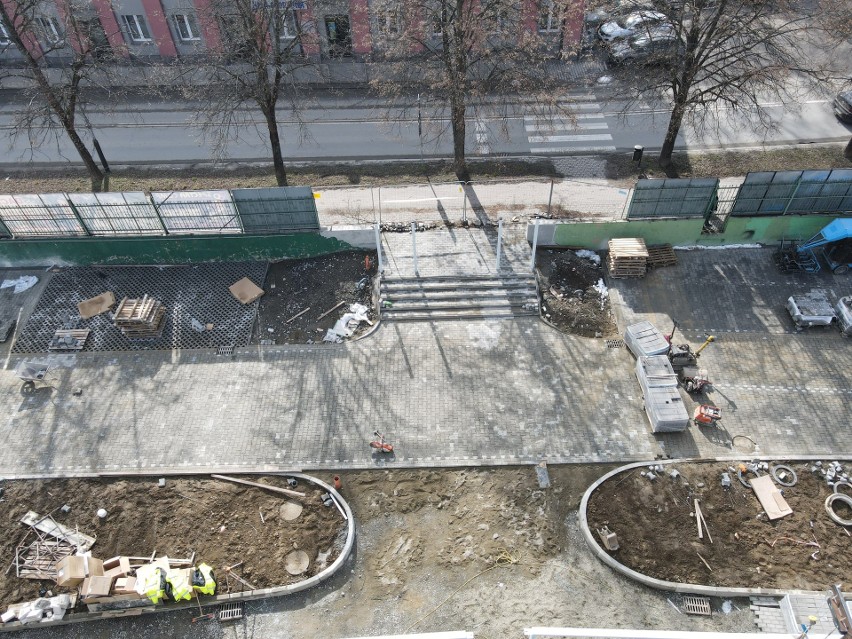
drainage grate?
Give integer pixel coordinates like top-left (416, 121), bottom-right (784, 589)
top-left (216, 344), bottom-right (235, 356)
top-left (682, 595), bottom-right (712, 616)
top-left (605, 339), bottom-right (624, 349)
top-left (13, 262), bottom-right (267, 353)
top-left (218, 601), bottom-right (244, 621)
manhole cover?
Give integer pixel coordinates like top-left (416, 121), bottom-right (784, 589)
top-left (279, 501), bottom-right (303, 521)
top-left (285, 550), bottom-right (310, 575)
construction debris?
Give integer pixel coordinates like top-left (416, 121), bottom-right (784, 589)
top-left (751, 475), bottom-right (793, 520)
top-left (19, 511), bottom-right (95, 552)
top-left (229, 277), bottom-right (265, 305)
top-left (113, 295), bottom-right (166, 339)
top-left (323, 303), bottom-right (372, 342)
top-left (48, 329), bottom-right (90, 352)
top-left (607, 238), bottom-right (649, 279)
top-left (77, 292), bottom-right (115, 320)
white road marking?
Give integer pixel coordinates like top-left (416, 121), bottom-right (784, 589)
top-left (524, 113), bottom-right (606, 121)
top-left (530, 145), bottom-right (617, 153)
top-left (528, 133), bottom-right (614, 143)
top-left (525, 122), bottom-right (609, 132)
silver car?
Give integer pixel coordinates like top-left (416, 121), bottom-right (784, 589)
top-left (598, 10), bottom-right (670, 41)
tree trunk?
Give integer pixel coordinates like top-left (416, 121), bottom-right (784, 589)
top-left (450, 99), bottom-right (470, 182)
top-left (265, 109), bottom-right (288, 187)
top-left (845, 136), bottom-right (852, 162)
top-left (65, 126), bottom-right (105, 192)
top-left (659, 103), bottom-right (686, 170)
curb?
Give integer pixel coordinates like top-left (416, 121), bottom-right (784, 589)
top-left (0, 472), bottom-right (355, 633)
top-left (579, 456), bottom-right (852, 599)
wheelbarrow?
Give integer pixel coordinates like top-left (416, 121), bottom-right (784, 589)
top-left (15, 361), bottom-right (53, 394)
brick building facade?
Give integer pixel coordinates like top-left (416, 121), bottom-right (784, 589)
top-left (0, 0), bottom-right (583, 67)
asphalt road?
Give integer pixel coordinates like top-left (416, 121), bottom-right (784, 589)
top-left (0, 90), bottom-right (849, 167)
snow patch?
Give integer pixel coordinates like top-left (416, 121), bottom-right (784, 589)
top-left (673, 243), bottom-right (762, 250)
top-left (0, 275), bottom-right (38, 293)
top-left (593, 278), bottom-right (608, 310)
top-left (574, 250), bottom-right (601, 265)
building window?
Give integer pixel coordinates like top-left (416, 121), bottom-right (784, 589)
top-left (538, 0), bottom-right (560, 32)
top-left (121, 14), bottom-right (151, 42)
top-left (0, 20), bottom-right (10, 46)
top-left (279, 10), bottom-right (297, 39)
top-left (173, 13), bottom-right (200, 41)
top-left (379, 6), bottom-right (401, 36)
top-left (37, 16), bottom-right (63, 45)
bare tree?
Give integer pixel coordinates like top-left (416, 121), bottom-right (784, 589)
top-left (182, 0), bottom-right (321, 186)
top-left (0, 0), bottom-right (118, 191)
top-left (605, 0), bottom-right (848, 170)
top-left (370, 0), bottom-right (582, 181)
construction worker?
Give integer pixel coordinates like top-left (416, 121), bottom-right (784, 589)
top-left (191, 563), bottom-right (217, 596)
top-left (135, 564), bottom-right (168, 604)
top-left (166, 569), bottom-right (193, 602)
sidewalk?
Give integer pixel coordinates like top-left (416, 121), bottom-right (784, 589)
top-left (1, 231), bottom-right (850, 479)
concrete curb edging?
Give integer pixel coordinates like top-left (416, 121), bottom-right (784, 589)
top-left (0, 472), bottom-right (355, 633)
top-left (579, 456), bottom-right (852, 599)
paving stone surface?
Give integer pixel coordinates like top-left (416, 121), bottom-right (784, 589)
top-left (1, 241), bottom-right (851, 478)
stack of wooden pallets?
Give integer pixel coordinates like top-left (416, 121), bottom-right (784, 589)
top-left (646, 244), bottom-right (678, 268)
top-left (113, 295), bottom-right (166, 338)
top-left (607, 238), bottom-right (649, 278)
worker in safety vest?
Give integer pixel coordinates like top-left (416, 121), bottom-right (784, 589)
top-left (166, 569), bottom-right (193, 602)
top-left (192, 563), bottom-right (216, 596)
top-left (135, 564), bottom-right (168, 604)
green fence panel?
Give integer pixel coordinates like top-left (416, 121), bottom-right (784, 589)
top-left (232, 187), bottom-right (319, 233)
top-left (0, 233), bottom-right (355, 267)
top-left (626, 178), bottom-right (719, 220)
top-left (732, 170), bottom-right (852, 216)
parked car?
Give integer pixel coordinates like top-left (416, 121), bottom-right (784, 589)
top-left (834, 90), bottom-right (852, 124)
top-left (598, 10), bottom-right (670, 41)
top-left (607, 26), bottom-right (682, 63)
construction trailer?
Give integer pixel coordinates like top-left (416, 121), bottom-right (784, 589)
top-left (635, 355), bottom-right (690, 433)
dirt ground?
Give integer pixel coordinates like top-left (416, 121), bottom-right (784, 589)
top-left (536, 248), bottom-right (617, 337)
top-left (9, 465), bottom-right (769, 639)
top-left (251, 251), bottom-right (377, 344)
top-left (588, 460), bottom-right (852, 590)
top-left (0, 475), bottom-right (347, 610)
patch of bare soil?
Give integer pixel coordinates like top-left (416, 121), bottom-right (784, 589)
top-left (587, 460), bottom-right (852, 590)
top-left (251, 251), bottom-right (377, 344)
top-left (0, 475), bottom-right (347, 610)
top-left (536, 248), bottom-right (616, 338)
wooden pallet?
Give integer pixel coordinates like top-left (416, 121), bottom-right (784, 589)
top-left (607, 237), bottom-right (649, 278)
top-left (114, 296), bottom-right (166, 338)
top-left (647, 244), bottom-right (678, 268)
top-left (48, 329), bottom-right (91, 351)
top-left (16, 540), bottom-right (75, 580)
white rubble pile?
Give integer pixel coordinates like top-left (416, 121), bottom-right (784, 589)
top-left (2, 594), bottom-right (73, 625)
top-left (323, 303), bottom-right (372, 343)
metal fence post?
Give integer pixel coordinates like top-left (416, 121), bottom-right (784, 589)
top-left (370, 187), bottom-right (377, 224)
top-left (148, 194), bottom-right (170, 235)
top-left (462, 182), bottom-right (467, 223)
top-left (781, 176), bottom-right (803, 215)
top-left (378, 187), bottom-right (383, 227)
top-left (530, 219), bottom-right (540, 272)
top-left (411, 222), bottom-right (419, 277)
top-left (374, 222), bottom-right (383, 273)
top-left (547, 179), bottom-right (554, 218)
top-left (496, 218), bottom-right (503, 271)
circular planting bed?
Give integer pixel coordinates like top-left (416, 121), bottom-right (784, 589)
top-left (583, 459), bottom-right (852, 593)
top-left (0, 473), bottom-right (353, 631)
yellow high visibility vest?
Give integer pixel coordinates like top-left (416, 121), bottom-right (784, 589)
top-left (135, 565), bottom-right (167, 604)
top-left (166, 570), bottom-right (193, 602)
top-left (192, 563), bottom-right (217, 596)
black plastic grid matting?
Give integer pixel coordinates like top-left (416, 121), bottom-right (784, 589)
top-left (13, 262), bottom-right (267, 353)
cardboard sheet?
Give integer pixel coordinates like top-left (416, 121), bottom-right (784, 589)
top-left (228, 278), bottom-right (265, 304)
top-left (751, 475), bottom-right (793, 520)
top-left (77, 292), bottom-right (116, 319)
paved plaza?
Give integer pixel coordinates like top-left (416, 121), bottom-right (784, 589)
top-left (1, 232), bottom-right (851, 479)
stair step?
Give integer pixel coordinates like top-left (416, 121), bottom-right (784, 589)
top-left (385, 290), bottom-right (535, 302)
top-left (385, 299), bottom-right (538, 313)
top-left (382, 274), bottom-right (535, 283)
top-left (382, 309), bottom-right (539, 321)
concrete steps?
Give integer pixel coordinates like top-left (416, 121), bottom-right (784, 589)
top-left (380, 274), bottom-right (539, 321)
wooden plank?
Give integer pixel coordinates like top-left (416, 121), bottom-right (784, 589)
top-left (751, 475), bottom-right (793, 520)
top-left (20, 511), bottom-right (96, 551)
top-left (317, 301), bottom-right (346, 320)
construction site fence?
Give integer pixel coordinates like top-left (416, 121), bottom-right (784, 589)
top-left (0, 187), bottom-right (320, 239)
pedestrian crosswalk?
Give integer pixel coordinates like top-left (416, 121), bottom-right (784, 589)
top-left (525, 94), bottom-right (616, 154)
